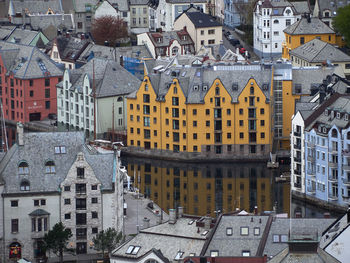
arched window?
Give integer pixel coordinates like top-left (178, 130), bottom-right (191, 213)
top-left (144, 259), bottom-right (159, 263)
top-left (331, 129), bottom-right (338, 138)
top-left (273, 19), bottom-right (279, 24)
top-left (20, 180), bottom-right (30, 191)
top-left (9, 242), bottom-right (21, 259)
top-left (18, 161), bottom-right (29, 174)
top-left (117, 97), bottom-right (123, 102)
top-left (172, 47), bottom-right (179, 56)
top-left (250, 86), bottom-right (254, 95)
top-left (45, 160), bottom-right (55, 173)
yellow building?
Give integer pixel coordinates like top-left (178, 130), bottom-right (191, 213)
top-left (126, 158), bottom-right (286, 217)
top-left (127, 61), bottom-right (274, 158)
top-left (282, 16), bottom-right (337, 60)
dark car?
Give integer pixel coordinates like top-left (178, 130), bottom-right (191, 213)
top-left (229, 38), bottom-right (240, 46)
top-left (224, 31), bottom-right (230, 37)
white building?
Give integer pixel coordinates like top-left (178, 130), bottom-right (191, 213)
top-left (56, 58), bottom-right (140, 138)
top-left (156, 0), bottom-right (207, 31)
top-left (253, 0), bottom-right (309, 58)
top-left (0, 127), bottom-right (124, 262)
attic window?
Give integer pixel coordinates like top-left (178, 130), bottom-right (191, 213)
top-left (55, 146), bottom-right (66, 154)
top-left (226, 227), bottom-right (233, 236)
top-left (232, 83), bottom-right (238, 90)
top-left (201, 230), bottom-right (209, 236)
top-left (126, 245), bottom-right (141, 255)
top-left (174, 251), bottom-right (184, 260)
top-left (345, 114), bottom-right (349, 121)
top-left (188, 220), bottom-right (194, 225)
top-left (336, 112), bottom-right (341, 119)
top-left (18, 161), bottom-right (29, 174)
top-left (157, 37), bottom-right (162, 43)
top-left (323, 127), bottom-right (327, 133)
top-left (203, 85), bottom-right (208, 91)
top-left (193, 85), bottom-right (199, 91)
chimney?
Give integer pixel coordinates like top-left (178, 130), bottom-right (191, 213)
top-left (143, 217), bottom-right (150, 229)
top-left (347, 206), bottom-right (350, 224)
top-left (17, 122), bottom-right (24, 146)
top-left (204, 217), bottom-right (211, 229)
top-left (178, 207), bottom-right (184, 218)
top-left (169, 209), bottom-right (176, 224)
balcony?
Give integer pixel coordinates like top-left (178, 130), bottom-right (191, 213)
top-left (330, 148), bottom-right (338, 154)
top-left (294, 144), bottom-right (301, 150)
top-left (343, 165), bottom-right (350, 171)
top-left (343, 150), bottom-right (350, 157)
top-left (294, 157), bottom-right (301, 163)
top-left (306, 142), bottom-right (315, 148)
top-left (307, 169), bottom-right (315, 177)
top-left (31, 231), bottom-right (47, 239)
top-left (342, 195), bottom-right (350, 204)
top-left (328, 194), bottom-right (338, 201)
top-left (328, 162), bottom-right (338, 168)
top-left (342, 178), bottom-right (350, 186)
top-left (293, 131), bottom-right (301, 137)
top-left (307, 155), bottom-right (315, 162)
top-left (328, 175), bottom-right (338, 182)
top-left (307, 186), bottom-right (316, 194)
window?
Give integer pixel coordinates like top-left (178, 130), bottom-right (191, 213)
top-left (76, 184), bottom-right (86, 194)
top-left (240, 227), bottom-right (248, 235)
top-left (11, 200), bottom-right (18, 207)
top-left (20, 180), bottom-right (30, 191)
top-left (239, 120), bottom-right (243, 126)
top-left (242, 251), bottom-right (250, 257)
top-left (208, 29), bottom-right (215, 34)
top-left (227, 120), bottom-right (231, 127)
top-left (206, 121), bottom-right (210, 127)
top-left (193, 133), bottom-right (197, 140)
top-left (76, 213), bottom-right (87, 225)
top-left (174, 251), bottom-right (184, 260)
top-left (210, 251), bottom-right (219, 257)
top-left (54, 146), bottom-right (66, 154)
top-left (193, 109), bottom-right (197, 115)
top-left (208, 39), bottom-right (215, 44)
top-left (11, 219), bottom-right (19, 233)
top-left (254, 227), bottom-right (260, 236)
top-left (201, 30), bottom-right (204, 35)
top-left (77, 167), bottom-right (85, 179)
top-left (91, 185), bottom-right (98, 190)
top-left (300, 37), bottom-right (305, 44)
top-left (92, 197), bottom-right (98, 204)
top-left (260, 108), bottom-right (264, 114)
top-left (273, 234), bottom-right (280, 242)
top-left (226, 227), bottom-right (233, 235)
top-left (286, 19), bottom-right (291, 26)
top-left (240, 133), bottom-right (244, 139)
top-left (239, 108), bottom-right (243, 115)
top-left (76, 198), bottom-right (87, 210)
top-left (64, 199), bottom-right (71, 205)
top-left (92, 227), bottom-right (98, 234)
top-left (92, 211), bottom-right (98, 218)
top-left (45, 79), bottom-right (50, 87)
top-left (65, 213), bottom-right (71, 220)
top-left (260, 120), bottom-right (265, 126)
top-left (18, 161), bottom-right (29, 174)
top-left (45, 160), bottom-right (55, 173)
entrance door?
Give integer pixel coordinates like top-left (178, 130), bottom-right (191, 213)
top-left (76, 242), bottom-right (87, 254)
top-left (29, 112), bottom-right (41, 121)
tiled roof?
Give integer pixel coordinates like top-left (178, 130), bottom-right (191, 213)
top-left (0, 131), bottom-right (115, 194)
top-left (0, 41), bottom-right (63, 79)
top-left (290, 39), bottom-right (350, 63)
top-left (6, 28), bottom-right (42, 45)
top-left (284, 17), bottom-right (334, 35)
top-left (148, 30), bottom-right (194, 48)
top-left (10, 0), bottom-right (64, 15)
top-left (28, 14), bottom-right (75, 31)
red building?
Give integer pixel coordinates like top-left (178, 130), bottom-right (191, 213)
top-left (0, 41), bottom-right (63, 122)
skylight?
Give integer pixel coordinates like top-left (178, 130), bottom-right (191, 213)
top-left (126, 245), bottom-right (141, 255)
top-left (174, 251), bottom-right (184, 260)
top-left (131, 246), bottom-right (140, 255)
top-left (188, 220), bottom-right (194, 225)
top-left (38, 60), bottom-right (49, 74)
top-left (201, 230), bottom-right (209, 236)
top-left (126, 246), bottom-right (134, 254)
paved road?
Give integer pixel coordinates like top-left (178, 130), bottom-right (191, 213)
top-left (123, 191), bottom-right (169, 236)
top-left (222, 26), bottom-right (260, 62)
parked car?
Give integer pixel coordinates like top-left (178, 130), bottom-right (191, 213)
top-left (227, 34), bottom-right (235, 40)
top-left (229, 38), bottom-right (240, 46)
top-left (224, 31), bottom-right (230, 37)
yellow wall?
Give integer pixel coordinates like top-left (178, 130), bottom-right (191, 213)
top-left (127, 75), bottom-right (272, 154)
top-left (283, 33), bottom-right (337, 60)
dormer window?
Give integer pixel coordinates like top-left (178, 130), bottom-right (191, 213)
top-left (323, 127), bottom-right (327, 133)
top-left (45, 160), bottom-right (55, 174)
top-left (18, 161), bottom-right (29, 174)
top-left (336, 112), bottom-right (341, 119)
top-left (55, 146), bottom-right (66, 154)
top-left (157, 37), bottom-right (162, 43)
top-left (182, 35), bottom-right (187, 41)
top-left (345, 114), bottom-right (349, 121)
top-left (20, 180), bottom-right (30, 191)
top-left (324, 109), bottom-right (329, 116)
top-left (174, 251), bottom-right (184, 260)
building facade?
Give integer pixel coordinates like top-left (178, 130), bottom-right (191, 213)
top-left (0, 41), bottom-right (63, 122)
top-left (253, 0), bottom-right (309, 58)
top-left (56, 58), bottom-right (140, 138)
top-left (0, 128), bottom-right (124, 262)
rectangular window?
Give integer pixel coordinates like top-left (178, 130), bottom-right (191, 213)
top-left (76, 198), bottom-right (87, 210)
top-left (11, 200), bottom-right (18, 207)
top-left (11, 219), bottom-right (19, 233)
top-left (77, 168), bottom-right (85, 178)
top-left (76, 213), bottom-right (87, 225)
top-left (76, 184), bottom-right (86, 194)
top-left (240, 227), bottom-right (248, 235)
top-left (45, 79), bottom-right (50, 87)
top-left (226, 227), bottom-right (233, 235)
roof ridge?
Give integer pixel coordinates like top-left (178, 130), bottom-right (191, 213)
top-left (256, 215), bottom-right (273, 256)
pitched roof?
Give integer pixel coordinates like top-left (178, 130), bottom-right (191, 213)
top-left (54, 35), bottom-right (90, 61)
top-left (9, 0), bottom-right (64, 15)
top-left (147, 29), bottom-right (194, 48)
top-left (284, 17), bottom-right (334, 35)
top-left (290, 38), bottom-right (350, 63)
top-left (183, 11), bottom-right (222, 28)
top-left (29, 208), bottom-right (50, 216)
top-left (6, 28), bottom-right (45, 45)
top-left (0, 131), bottom-right (115, 194)
top-left (0, 41), bottom-right (63, 79)
top-left (315, 0), bottom-right (349, 18)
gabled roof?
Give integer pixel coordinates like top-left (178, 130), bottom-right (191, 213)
top-left (284, 16), bottom-right (334, 35)
top-left (0, 131), bottom-right (115, 194)
top-left (0, 41), bottom-right (63, 79)
top-left (315, 0), bottom-right (350, 18)
top-left (54, 35), bottom-right (90, 62)
top-left (9, 0), bottom-right (64, 15)
top-left (29, 208), bottom-right (50, 216)
top-left (181, 11), bottom-right (222, 28)
top-left (147, 29), bottom-right (194, 48)
top-left (290, 38), bottom-right (350, 63)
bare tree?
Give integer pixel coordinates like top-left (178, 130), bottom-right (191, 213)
top-left (91, 15), bottom-right (128, 46)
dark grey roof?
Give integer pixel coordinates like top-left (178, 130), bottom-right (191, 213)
top-left (263, 218), bottom-right (335, 258)
top-left (315, 0), bottom-right (350, 18)
top-left (74, 0), bottom-right (99, 12)
top-left (203, 215), bottom-right (270, 257)
top-left (111, 218), bottom-right (207, 261)
top-left (28, 14), bottom-right (74, 31)
top-left (0, 131), bottom-right (115, 194)
top-left (166, 0), bottom-right (206, 3)
top-left (0, 41), bottom-right (63, 79)
top-left (60, 58), bottom-right (141, 97)
top-left (29, 208), bottom-right (50, 216)
top-left (6, 28), bottom-right (43, 45)
top-left (61, 0), bottom-right (74, 13)
top-left (284, 17), bottom-right (334, 35)
top-left (0, 26), bottom-right (16, 40)
top-left (256, 0), bottom-right (309, 16)
top-left (129, 0), bottom-right (149, 5)
top-left (53, 35), bottom-right (90, 61)
top-left (290, 1), bottom-right (310, 14)
top-left (290, 39), bottom-right (350, 63)
top-left (10, 0), bottom-right (64, 15)
top-left (140, 61), bottom-right (272, 104)
top-left (182, 12), bottom-right (222, 28)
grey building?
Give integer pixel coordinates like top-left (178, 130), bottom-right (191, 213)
top-left (0, 127), bottom-right (124, 262)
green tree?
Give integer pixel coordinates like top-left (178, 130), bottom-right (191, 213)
top-left (93, 228), bottom-right (123, 259)
top-left (333, 4), bottom-right (350, 47)
top-left (43, 222), bottom-right (73, 263)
